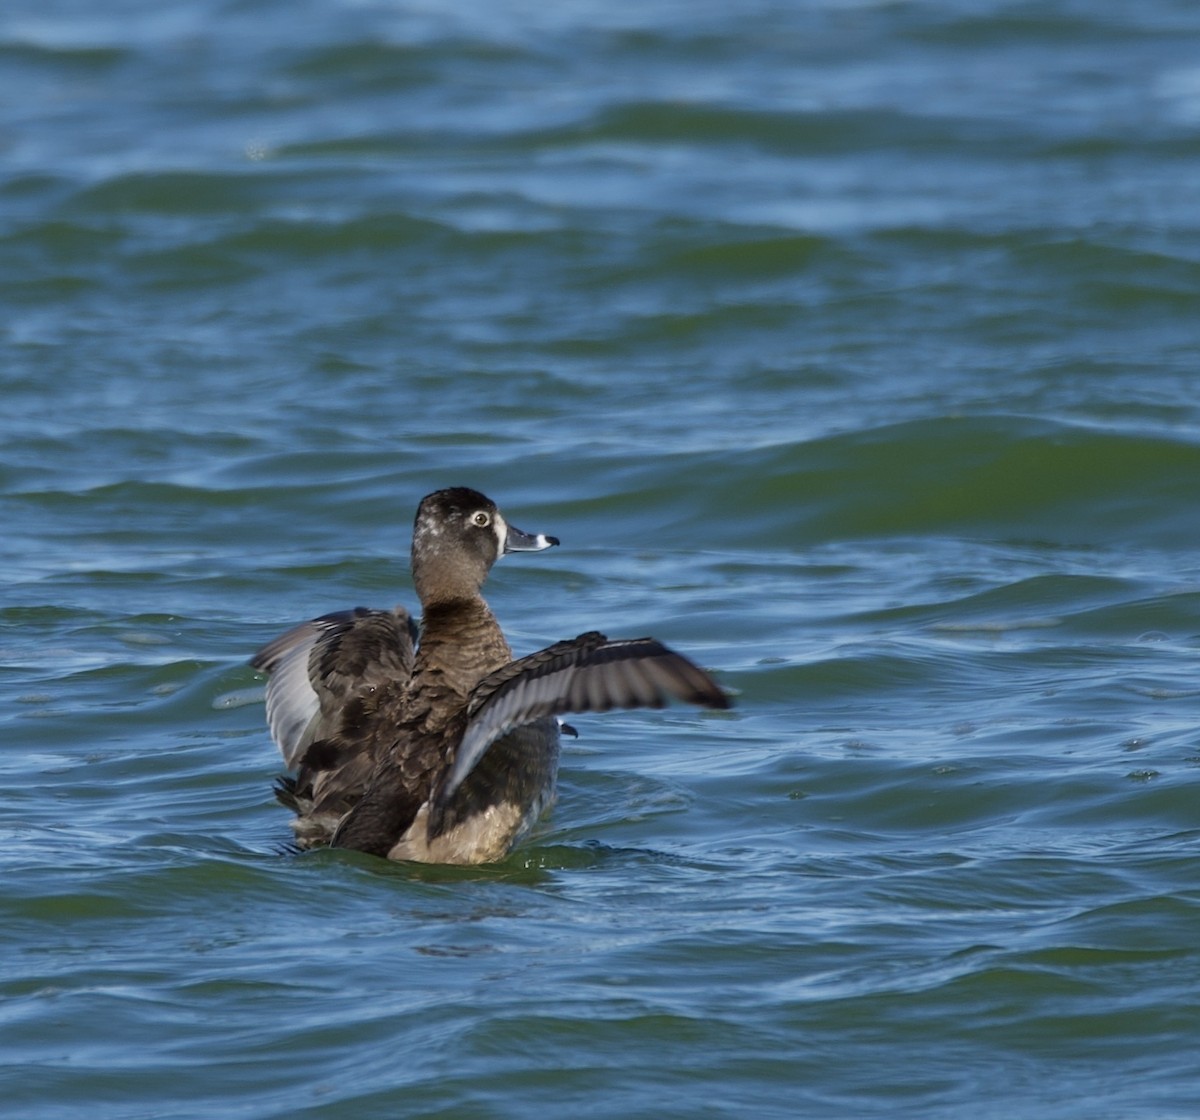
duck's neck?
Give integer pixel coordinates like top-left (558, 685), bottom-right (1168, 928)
top-left (416, 597), bottom-right (513, 699)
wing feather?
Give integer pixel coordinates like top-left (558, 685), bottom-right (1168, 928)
top-left (438, 632), bottom-right (728, 811)
top-left (250, 606), bottom-right (417, 769)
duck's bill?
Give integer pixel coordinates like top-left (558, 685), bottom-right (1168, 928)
top-left (503, 523), bottom-right (560, 553)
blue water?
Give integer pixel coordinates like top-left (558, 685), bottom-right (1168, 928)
top-left (3, 1), bottom-right (1200, 1116)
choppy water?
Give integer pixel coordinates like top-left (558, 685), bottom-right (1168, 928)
top-left (3, 1), bottom-right (1200, 1117)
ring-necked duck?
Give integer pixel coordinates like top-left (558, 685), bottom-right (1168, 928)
top-left (251, 487), bottom-right (729, 863)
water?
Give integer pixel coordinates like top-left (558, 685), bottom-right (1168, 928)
top-left (3, 1), bottom-right (1199, 1116)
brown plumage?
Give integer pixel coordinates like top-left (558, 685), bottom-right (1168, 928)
top-left (250, 487), bottom-right (730, 864)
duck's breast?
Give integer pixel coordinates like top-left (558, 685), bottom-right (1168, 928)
top-left (389, 718), bottom-right (561, 863)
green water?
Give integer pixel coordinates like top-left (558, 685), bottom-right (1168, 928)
top-left (2, 1), bottom-right (1199, 1117)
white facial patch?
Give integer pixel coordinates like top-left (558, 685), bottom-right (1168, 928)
top-left (493, 512), bottom-right (509, 555)
top-left (414, 518), bottom-right (443, 546)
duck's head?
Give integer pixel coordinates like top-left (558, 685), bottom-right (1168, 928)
top-left (411, 487), bottom-right (559, 605)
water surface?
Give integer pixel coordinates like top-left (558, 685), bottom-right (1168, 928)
top-left (2, 1), bottom-right (1199, 1117)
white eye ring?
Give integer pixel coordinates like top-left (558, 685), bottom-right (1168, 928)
top-left (471, 511), bottom-right (491, 527)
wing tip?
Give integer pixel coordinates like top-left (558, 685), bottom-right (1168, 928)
top-left (700, 687), bottom-right (733, 711)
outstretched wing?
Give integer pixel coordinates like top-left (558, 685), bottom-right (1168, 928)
top-left (250, 606), bottom-right (418, 769)
top-left (435, 631), bottom-right (729, 811)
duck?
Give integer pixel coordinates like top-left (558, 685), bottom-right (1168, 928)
top-left (250, 486), bottom-right (730, 864)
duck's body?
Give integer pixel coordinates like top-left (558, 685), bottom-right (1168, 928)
top-left (251, 487), bottom-right (728, 864)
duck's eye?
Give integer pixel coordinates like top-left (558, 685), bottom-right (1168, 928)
top-left (471, 511), bottom-right (491, 528)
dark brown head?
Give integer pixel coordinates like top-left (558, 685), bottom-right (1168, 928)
top-left (410, 487), bottom-right (558, 607)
